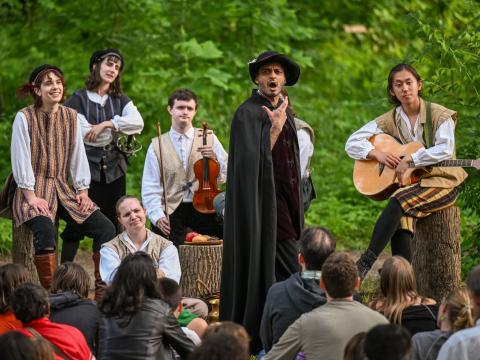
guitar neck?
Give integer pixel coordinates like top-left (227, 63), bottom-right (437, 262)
top-left (409, 159), bottom-right (474, 168)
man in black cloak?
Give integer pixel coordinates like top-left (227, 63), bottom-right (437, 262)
top-left (220, 51), bottom-right (304, 353)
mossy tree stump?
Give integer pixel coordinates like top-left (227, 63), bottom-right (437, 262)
top-left (412, 206), bottom-right (461, 302)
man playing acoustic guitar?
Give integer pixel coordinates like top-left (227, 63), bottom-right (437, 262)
top-left (345, 63), bottom-right (467, 280)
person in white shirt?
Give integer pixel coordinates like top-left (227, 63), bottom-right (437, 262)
top-left (61, 49), bottom-right (143, 299)
top-left (142, 88), bottom-right (228, 246)
top-left (345, 63), bottom-right (467, 279)
top-left (100, 195), bottom-right (207, 317)
top-left (61, 48), bottom-right (143, 265)
top-left (12, 64), bottom-right (115, 292)
top-left (437, 265), bottom-right (480, 360)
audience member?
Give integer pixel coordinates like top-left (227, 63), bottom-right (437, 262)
top-left (344, 332), bottom-right (367, 360)
top-left (158, 277), bottom-right (207, 344)
top-left (411, 286), bottom-right (473, 360)
top-left (0, 263), bottom-right (28, 334)
top-left (370, 256), bottom-right (438, 335)
top-left (260, 227), bottom-right (334, 352)
top-left (12, 283), bottom-right (92, 360)
top-left (364, 324), bottom-right (411, 360)
top-left (49, 262), bottom-right (100, 354)
top-left (437, 265), bottom-right (480, 359)
top-left (99, 252), bottom-right (194, 359)
top-left (100, 195), bottom-right (207, 317)
top-left (203, 321), bottom-right (250, 351)
top-left (188, 331), bottom-right (249, 360)
top-left (0, 331), bottom-right (38, 360)
top-left (264, 253), bottom-right (388, 360)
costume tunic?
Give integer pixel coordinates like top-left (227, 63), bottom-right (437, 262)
top-left (11, 105), bottom-right (96, 227)
top-left (220, 90), bottom-right (303, 352)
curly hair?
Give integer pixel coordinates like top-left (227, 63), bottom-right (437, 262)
top-left (0, 263), bottom-right (29, 313)
top-left (321, 252), bottom-right (357, 298)
top-left (11, 283), bottom-right (49, 323)
top-left (51, 262), bottom-right (90, 299)
top-left (99, 252), bottom-right (162, 324)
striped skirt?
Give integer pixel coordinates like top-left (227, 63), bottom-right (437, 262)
top-left (392, 183), bottom-right (459, 233)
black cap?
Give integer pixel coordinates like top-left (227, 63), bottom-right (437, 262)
top-left (89, 48), bottom-right (124, 71)
top-left (248, 51), bottom-right (300, 86)
top-left (29, 64), bottom-right (63, 84)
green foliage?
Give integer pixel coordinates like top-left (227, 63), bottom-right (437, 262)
top-left (0, 1), bottom-right (479, 271)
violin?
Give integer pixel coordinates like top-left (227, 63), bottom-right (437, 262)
top-left (193, 122), bottom-right (222, 214)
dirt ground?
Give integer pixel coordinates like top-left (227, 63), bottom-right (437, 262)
top-left (0, 250), bottom-right (96, 293)
top-left (0, 250), bottom-right (387, 295)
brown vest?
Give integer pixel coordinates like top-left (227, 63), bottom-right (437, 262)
top-left (13, 105), bottom-right (97, 226)
top-left (102, 229), bottom-right (172, 266)
top-left (151, 128), bottom-right (213, 215)
top-left (374, 100), bottom-right (467, 188)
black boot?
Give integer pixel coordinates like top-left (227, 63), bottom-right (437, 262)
top-left (356, 249), bottom-right (377, 280)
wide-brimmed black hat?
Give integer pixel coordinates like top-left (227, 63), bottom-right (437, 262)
top-left (29, 64), bottom-right (63, 84)
top-left (248, 50), bottom-right (300, 86)
top-left (89, 48), bottom-right (124, 71)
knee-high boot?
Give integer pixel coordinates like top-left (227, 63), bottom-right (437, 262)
top-left (92, 251), bottom-right (106, 302)
top-left (34, 253), bottom-right (56, 290)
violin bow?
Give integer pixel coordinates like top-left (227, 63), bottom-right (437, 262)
top-left (156, 122), bottom-right (170, 225)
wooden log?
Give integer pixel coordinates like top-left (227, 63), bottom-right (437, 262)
top-left (12, 223), bottom-right (39, 283)
top-left (412, 206), bottom-right (461, 302)
top-left (179, 244), bottom-right (222, 299)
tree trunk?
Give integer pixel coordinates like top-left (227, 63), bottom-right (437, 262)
top-left (412, 206), bottom-right (461, 302)
top-left (12, 223), bottom-right (39, 283)
top-left (179, 244), bottom-right (223, 299)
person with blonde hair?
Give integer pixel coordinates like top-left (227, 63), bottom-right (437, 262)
top-left (411, 286), bottom-right (473, 360)
top-left (370, 256), bottom-right (438, 335)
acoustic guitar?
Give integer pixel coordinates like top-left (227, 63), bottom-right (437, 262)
top-left (353, 134), bottom-right (479, 201)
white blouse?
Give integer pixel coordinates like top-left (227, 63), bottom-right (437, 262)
top-left (11, 111), bottom-right (91, 191)
top-left (78, 90), bottom-right (144, 147)
top-left (345, 106), bottom-right (455, 167)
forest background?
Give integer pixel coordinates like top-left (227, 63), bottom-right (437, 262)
top-left (0, 0), bottom-right (479, 275)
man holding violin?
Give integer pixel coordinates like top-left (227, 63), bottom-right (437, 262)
top-left (220, 51), bottom-right (304, 353)
top-left (141, 88), bottom-right (228, 246)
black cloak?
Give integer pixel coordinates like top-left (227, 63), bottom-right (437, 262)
top-left (220, 90), bottom-right (303, 353)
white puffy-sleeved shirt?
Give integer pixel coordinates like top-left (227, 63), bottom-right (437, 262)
top-left (11, 111), bottom-right (91, 191)
top-left (345, 106), bottom-right (455, 167)
top-left (99, 230), bottom-right (181, 285)
top-left (142, 126), bottom-right (228, 226)
top-left (77, 90), bottom-right (144, 147)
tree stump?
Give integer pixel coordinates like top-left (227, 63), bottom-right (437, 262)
top-left (412, 206), bottom-right (461, 302)
top-left (12, 223), bottom-right (39, 282)
top-left (179, 244), bottom-right (222, 299)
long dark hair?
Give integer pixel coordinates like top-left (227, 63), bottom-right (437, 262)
top-left (99, 252), bottom-right (162, 322)
top-left (387, 63), bottom-right (423, 106)
top-left (0, 264), bottom-right (29, 313)
top-left (85, 55), bottom-right (123, 96)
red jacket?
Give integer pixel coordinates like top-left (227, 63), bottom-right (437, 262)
top-left (20, 317), bottom-right (92, 360)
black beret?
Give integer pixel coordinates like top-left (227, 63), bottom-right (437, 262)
top-left (29, 64), bottom-right (63, 84)
top-left (89, 48), bottom-right (124, 71)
